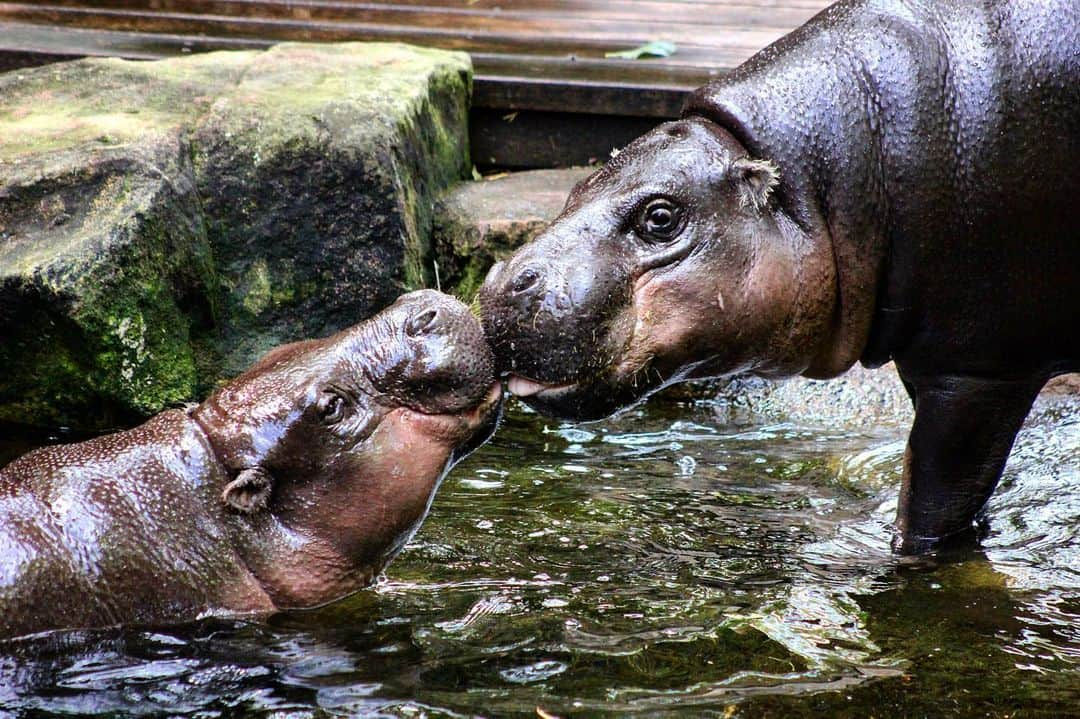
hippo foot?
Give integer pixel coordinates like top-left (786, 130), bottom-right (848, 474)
top-left (890, 521), bottom-right (986, 556)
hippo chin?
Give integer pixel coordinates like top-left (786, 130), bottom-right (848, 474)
top-left (0, 290), bottom-right (501, 639)
top-left (480, 0), bottom-right (1079, 553)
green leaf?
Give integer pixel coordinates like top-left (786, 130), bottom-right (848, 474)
top-left (604, 40), bottom-right (677, 60)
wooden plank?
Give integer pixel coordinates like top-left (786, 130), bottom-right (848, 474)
top-left (0, 20), bottom-right (268, 59)
top-left (475, 77), bottom-right (690, 117)
top-left (470, 108), bottom-right (662, 169)
top-left (0, 16), bottom-right (766, 69)
top-left (472, 56), bottom-right (713, 116)
top-left (0, 4), bottom-right (795, 60)
top-left (30, 0), bottom-right (825, 29)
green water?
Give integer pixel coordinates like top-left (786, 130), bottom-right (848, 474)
top-left (1, 394), bottom-right (1077, 717)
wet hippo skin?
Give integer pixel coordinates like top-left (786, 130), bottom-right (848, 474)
top-left (0, 290), bottom-right (501, 639)
top-left (480, 0), bottom-right (1079, 553)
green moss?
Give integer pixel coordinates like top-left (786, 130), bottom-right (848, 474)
top-left (239, 258), bottom-right (273, 316)
top-left (235, 258), bottom-right (306, 317)
top-left (0, 54), bottom-right (251, 162)
top-left (0, 272), bottom-right (203, 428)
top-left (0, 138), bottom-right (216, 427)
top-left (387, 55), bottom-right (472, 291)
top-left (450, 255), bottom-right (491, 303)
top-left (0, 311), bottom-right (102, 427)
top-left (80, 269), bottom-right (199, 415)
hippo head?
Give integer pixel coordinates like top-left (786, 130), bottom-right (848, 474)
top-left (479, 117), bottom-right (838, 420)
top-left (192, 290), bottom-right (501, 609)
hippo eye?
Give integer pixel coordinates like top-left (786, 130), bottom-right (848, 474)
top-left (635, 197), bottom-right (684, 242)
top-left (319, 392), bottom-right (347, 425)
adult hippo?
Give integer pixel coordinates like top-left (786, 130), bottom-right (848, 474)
top-left (0, 290), bottom-right (501, 639)
top-left (480, 0), bottom-right (1079, 553)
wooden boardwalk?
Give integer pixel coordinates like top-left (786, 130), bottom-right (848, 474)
top-left (0, 0), bottom-right (832, 166)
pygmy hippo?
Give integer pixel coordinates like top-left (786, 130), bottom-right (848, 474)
top-left (480, 0), bottom-right (1079, 553)
top-left (0, 290), bottom-right (501, 639)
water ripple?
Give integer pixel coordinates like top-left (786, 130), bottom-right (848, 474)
top-left (0, 392), bottom-right (1076, 716)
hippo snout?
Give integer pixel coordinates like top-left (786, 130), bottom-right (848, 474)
top-left (372, 290), bottom-right (497, 416)
top-left (398, 289), bottom-right (475, 341)
top-left (479, 236), bottom-right (632, 386)
top-left (479, 257), bottom-right (542, 306)
top-left (479, 254), bottom-right (563, 377)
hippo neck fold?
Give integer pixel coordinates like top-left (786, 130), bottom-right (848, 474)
top-left (683, 2), bottom-right (897, 376)
top-left (184, 405), bottom-right (298, 610)
top-left (188, 404), bottom-right (380, 610)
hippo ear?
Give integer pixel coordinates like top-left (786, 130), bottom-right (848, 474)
top-left (222, 467), bottom-right (273, 514)
top-left (732, 157), bottom-right (780, 211)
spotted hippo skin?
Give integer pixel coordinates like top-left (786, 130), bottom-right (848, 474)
top-left (480, 0), bottom-right (1079, 552)
top-left (0, 290), bottom-right (501, 638)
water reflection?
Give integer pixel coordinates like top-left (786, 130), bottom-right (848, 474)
top-left (0, 391), bottom-right (1077, 716)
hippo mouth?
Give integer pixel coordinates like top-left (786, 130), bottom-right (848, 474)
top-left (506, 375), bottom-right (576, 398)
top-left (491, 291), bottom-right (657, 421)
top-left (397, 382), bottom-right (504, 460)
top-left (506, 376), bottom-right (596, 419)
top-left (504, 368), bottom-right (654, 421)
top-left (451, 384), bottom-right (504, 462)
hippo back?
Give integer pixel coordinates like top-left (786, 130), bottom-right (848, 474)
top-left (685, 0), bottom-right (1080, 378)
top-left (0, 411), bottom-right (254, 637)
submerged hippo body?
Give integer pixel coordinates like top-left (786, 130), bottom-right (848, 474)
top-left (481, 0), bottom-right (1079, 552)
top-left (0, 291), bottom-right (500, 639)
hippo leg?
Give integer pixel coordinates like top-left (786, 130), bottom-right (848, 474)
top-left (892, 373), bottom-right (1046, 554)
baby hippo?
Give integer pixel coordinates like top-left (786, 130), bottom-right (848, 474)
top-left (0, 290), bottom-right (501, 639)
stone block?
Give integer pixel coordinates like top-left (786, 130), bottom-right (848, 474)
top-left (433, 167), bottom-right (593, 299)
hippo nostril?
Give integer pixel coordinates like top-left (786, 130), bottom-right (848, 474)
top-left (510, 267), bottom-right (541, 296)
top-left (405, 308), bottom-right (439, 336)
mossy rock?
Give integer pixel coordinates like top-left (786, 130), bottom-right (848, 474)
top-left (0, 43), bottom-right (471, 429)
top-left (192, 43), bottom-right (471, 376)
top-left (0, 132), bottom-right (214, 428)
